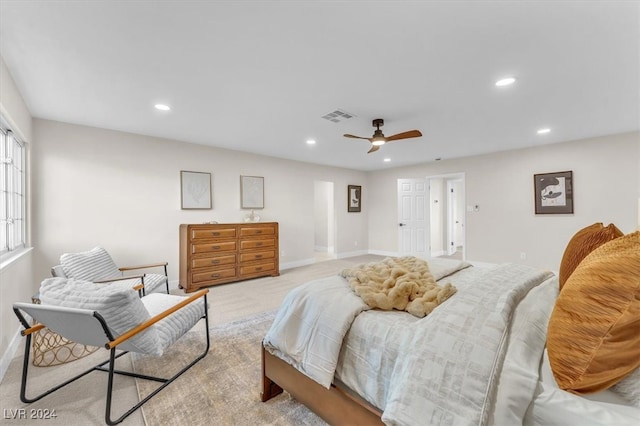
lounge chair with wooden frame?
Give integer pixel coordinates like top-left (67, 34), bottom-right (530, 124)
top-left (52, 246), bottom-right (170, 295)
top-left (13, 277), bottom-right (209, 425)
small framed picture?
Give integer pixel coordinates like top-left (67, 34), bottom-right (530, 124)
top-left (534, 171), bottom-right (573, 214)
top-left (181, 171), bottom-right (212, 209)
top-left (240, 175), bottom-right (264, 209)
top-left (348, 185), bottom-right (361, 213)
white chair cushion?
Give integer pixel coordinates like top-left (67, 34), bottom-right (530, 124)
top-left (39, 277), bottom-right (161, 355)
top-left (60, 247), bottom-right (121, 282)
top-left (50, 265), bottom-right (66, 278)
top-left (140, 294), bottom-right (206, 353)
top-left (141, 273), bottom-right (168, 294)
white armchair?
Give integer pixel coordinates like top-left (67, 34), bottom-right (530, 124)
top-left (53, 246), bottom-right (170, 295)
top-left (13, 277), bottom-right (209, 425)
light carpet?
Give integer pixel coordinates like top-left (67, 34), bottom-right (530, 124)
top-left (132, 311), bottom-right (327, 426)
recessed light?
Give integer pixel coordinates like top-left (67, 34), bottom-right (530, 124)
top-left (495, 77), bottom-right (516, 87)
top-left (306, 139), bottom-right (316, 145)
top-left (537, 128), bottom-right (551, 134)
top-left (154, 104), bottom-right (171, 111)
top-left (383, 158), bottom-right (391, 162)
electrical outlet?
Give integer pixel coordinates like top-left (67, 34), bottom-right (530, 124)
top-left (354, 241), bottom-right (358, 247)
top-left (520, 252), bottom-right (526, 260)
top-left (281, 250), bottom-right (286, 257)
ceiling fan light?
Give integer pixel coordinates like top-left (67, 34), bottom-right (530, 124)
top-left (371, 137), bottom-right (386, 146)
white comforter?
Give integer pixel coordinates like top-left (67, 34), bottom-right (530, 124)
top-left (264, 259), bottom-right (557, 425)
top-left (263, 258), bottom-right (472, 388)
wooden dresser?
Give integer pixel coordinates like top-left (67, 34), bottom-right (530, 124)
top-left (179, 222), bottom-right (279, 293)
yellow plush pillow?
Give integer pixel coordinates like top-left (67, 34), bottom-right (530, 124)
top-left (547, 231), bottom-right (640, 394)
top-left (558, 222), bottom-right (623, 290)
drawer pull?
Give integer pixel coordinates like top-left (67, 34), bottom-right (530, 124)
top-left (211, 273), bottom-right (220, 278)
top-left (256, 242), bottom-right (263, 246)
top-left (255, 254), bottom-right (263, 259)
top-left (212, 245), bottom-right (220, 250)
top-left (211, 260), bottom-right (220, 264)
top-left (212, 232), bottom-right (220, 236)
top-left (256, 230), bottom-right (262, 234)
top-left (255, 267), bottom-right (263, 271)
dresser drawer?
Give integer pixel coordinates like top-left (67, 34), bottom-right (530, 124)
top-left (240, 238), bottom-right (275, 251)
top-left (192, 254), bottom-right (236, 269)
top-left (192, 241), bottom-right (237, 254)
top-left (239, 250), bottom-right (275, 263)
top-left (191, 227), bottom-right (236, 240)
top-left (192, 267), bottom-right (237, 283)
top-left (239, 261), bottom-right (275, 276)
top-left (239, 226), bottom-right (275, 237)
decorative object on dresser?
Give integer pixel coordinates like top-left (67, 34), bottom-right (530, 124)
top-left (179, 222), bottom-right (279, 293)
top-left (181, 170), bottom-right (212, 210)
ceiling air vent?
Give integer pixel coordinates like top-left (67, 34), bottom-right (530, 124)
top-left (321, 109), bottom-right (355, 123)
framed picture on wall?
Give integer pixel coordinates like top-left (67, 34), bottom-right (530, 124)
top-left (534, 170), bottom-right (573, 214)
top-left (240, 175), bottom-right (264, 209)
top-left (348, 184), bottom-right (361, 213)
top-left (181, 171), bottom-right (212, 209)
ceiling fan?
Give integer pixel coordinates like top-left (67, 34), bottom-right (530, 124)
top-left (343, 119), bottom-right (422, 153)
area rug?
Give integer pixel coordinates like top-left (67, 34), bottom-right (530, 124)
top-left (131, 311), bottom-right (326, 426)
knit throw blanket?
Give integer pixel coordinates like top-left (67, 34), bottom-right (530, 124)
top-left (340, 256), bottom-right (457, 317)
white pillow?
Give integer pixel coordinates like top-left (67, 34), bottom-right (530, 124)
top-left (611, 368), bottom-right (640, 408)
top-left (39, 277), bottom-right (161, 355)
top-left (60, 246), bottom-right (121, 282)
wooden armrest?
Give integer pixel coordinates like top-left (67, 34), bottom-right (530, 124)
top-left (21, 323), bottom-right (46, 336)
top-left (94, 275), bottom-right (144, 284)
top-left (106, 289), bottom-right (209, 349)
top-left (119, 262), bottom-right (168, 272)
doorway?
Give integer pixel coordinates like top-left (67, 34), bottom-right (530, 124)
top-left (397, 173), bottom-right (465, 259)
top-left (313, 180), bottom-right (336, 262)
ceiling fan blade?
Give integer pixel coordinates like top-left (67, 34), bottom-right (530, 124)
top-left (367, 145), bottom-right (380, 154)
top-left (385, 130), bottom-right (423, 142)
top-left (344, 133), bottom-right (372, 141)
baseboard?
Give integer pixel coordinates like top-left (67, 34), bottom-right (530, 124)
top-left (336, 250), bottom-right (369, 259)
top-left (367, 249), bottom-right (398, 257)
top-left (280, 258), bottom-right (315, 270)
top-left (169, 279), bottom-right (181, 292)
top-left (0, 327), bottom-right (23, 383)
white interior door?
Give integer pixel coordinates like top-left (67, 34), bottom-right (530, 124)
top-left (397, 178), bottom-right (429, 257)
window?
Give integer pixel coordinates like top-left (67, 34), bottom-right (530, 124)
top-left (0, 119), bottom-right (26, 258)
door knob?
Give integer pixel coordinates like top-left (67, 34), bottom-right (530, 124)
top-left (399, 223), bottom-right (406, 227)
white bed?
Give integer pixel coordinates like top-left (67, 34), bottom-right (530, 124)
top-left (261, 257), bottom-right (639, 425)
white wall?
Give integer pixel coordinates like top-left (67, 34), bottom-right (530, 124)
top-left (32, 119), bottom-right (369, 285)
top-left (368, 132), bottom-right (639, 270)
top-left (314, 181), bottom-right (333, 251)
top-left (0, 55), bottom-right (34, 378)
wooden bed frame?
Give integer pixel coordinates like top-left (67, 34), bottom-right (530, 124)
top-left (261, 346), bottom-right (384, 425)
